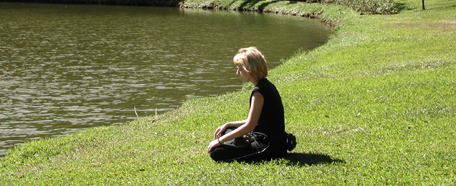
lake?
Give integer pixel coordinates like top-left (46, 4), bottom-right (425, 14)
top-left (0, 2), bottom-right (332, 157)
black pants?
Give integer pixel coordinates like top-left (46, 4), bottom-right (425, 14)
top-left (209, 128), bottom-right (274, 162)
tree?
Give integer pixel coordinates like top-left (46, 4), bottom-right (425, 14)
top-left (422, 0), bottom-right (425, 10)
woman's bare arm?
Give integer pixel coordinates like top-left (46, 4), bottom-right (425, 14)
top-left (218, 92), bottom-right (263, 141)
top-left (208, 91), bottom-right (264, 152)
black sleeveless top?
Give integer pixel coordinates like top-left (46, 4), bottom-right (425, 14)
top-left (250, 79), bottom-right (286, 148)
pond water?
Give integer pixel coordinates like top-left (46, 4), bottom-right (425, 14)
top-left (0, 2), bottom-right (332, 157)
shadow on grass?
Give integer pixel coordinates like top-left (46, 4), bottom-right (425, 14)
top-left (235, 0), bottom-right (277, 11)
top-left (425, 4), bottom-right (456, 10)
top-left (396, 2), bottom-right (410, 12)
top-left (234, 152), bottom-right (345, 166)
top-left (283, 152), bottom-right (345, 166)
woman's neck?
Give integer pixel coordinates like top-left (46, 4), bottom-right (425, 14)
top-left (250, 78), bottom-right (262, 86)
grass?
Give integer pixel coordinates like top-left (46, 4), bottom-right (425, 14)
top-left (1, 0), bottom-right (456, 184)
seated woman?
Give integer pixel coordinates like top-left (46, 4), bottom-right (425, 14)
top-left (207, 47), bottom-right (287, 162)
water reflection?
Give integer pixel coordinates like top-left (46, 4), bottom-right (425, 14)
top-left (0, 3), bottom-right (332, 157)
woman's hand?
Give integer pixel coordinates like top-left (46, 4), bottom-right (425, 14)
top-left (207, 139), bottom-right (221, 152)
top-left (214, 123), bottom-right (228, 139)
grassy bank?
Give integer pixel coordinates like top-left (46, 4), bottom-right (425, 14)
top-left (180, 0), bottom-right (356, 26)
top-left (1, 0), bottom-right (456, 184)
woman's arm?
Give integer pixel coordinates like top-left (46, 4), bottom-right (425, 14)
top-left (208, 91), bottom-right (264, 152)
top-left (226, 120), bottom-right (248, 127)
top-left (213, 120), bottom-right (246, 139)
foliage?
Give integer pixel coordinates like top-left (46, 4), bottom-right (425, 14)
top-left (1, 0), bottom-right (456, 184)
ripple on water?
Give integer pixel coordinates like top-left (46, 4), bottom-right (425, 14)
top-left (0, 3), bottom-right (332, 157)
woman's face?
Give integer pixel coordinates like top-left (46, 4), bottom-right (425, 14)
top-left (236, 65), bottom-right (251, 82)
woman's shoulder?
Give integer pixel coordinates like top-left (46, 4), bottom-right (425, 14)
top-left (257, 78), bottom-right (272, 86)
top-left (253, 79), bottom-right (278, 94)
top-left (252, 79), bottom-right (267, 91)
top-left (258, 78), bottom-right (277, 89)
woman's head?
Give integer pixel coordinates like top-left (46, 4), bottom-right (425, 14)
top-left (233, 47), bottom-right (268, 81)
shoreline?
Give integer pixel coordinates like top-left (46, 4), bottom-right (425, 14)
top-left (178, 0), bottom-right (353, 27)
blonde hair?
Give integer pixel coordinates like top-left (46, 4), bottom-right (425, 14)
top-left (233, 47), bottom-right (268, 81)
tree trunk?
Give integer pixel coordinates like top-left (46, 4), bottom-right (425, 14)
top-left (422, 0), bottom-right (425, 10)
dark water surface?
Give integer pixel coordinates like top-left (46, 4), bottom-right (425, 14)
top-left (0, 2), bottom-right (332, 157)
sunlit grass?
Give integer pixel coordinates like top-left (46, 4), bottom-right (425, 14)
top-left (1, 0), bottom-right (456, 184)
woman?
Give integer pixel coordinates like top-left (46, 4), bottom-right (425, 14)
top-left (207, 47), bottom-right (287, 162)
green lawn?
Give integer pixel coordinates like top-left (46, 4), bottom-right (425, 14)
top-left (1, 0), bottom-right (455, 184)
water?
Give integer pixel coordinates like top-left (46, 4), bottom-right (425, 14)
top-left (0, 2), bottom-right (332, 157)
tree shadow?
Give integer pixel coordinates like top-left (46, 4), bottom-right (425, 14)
top-left (256, 0), bottom-right (277, 11)
top-left (236, 0), bottom-right (277, 11)
top-left (396, 2), bottom-right (410, 12)
top-left (424, 4), bottom-right (456, 10)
